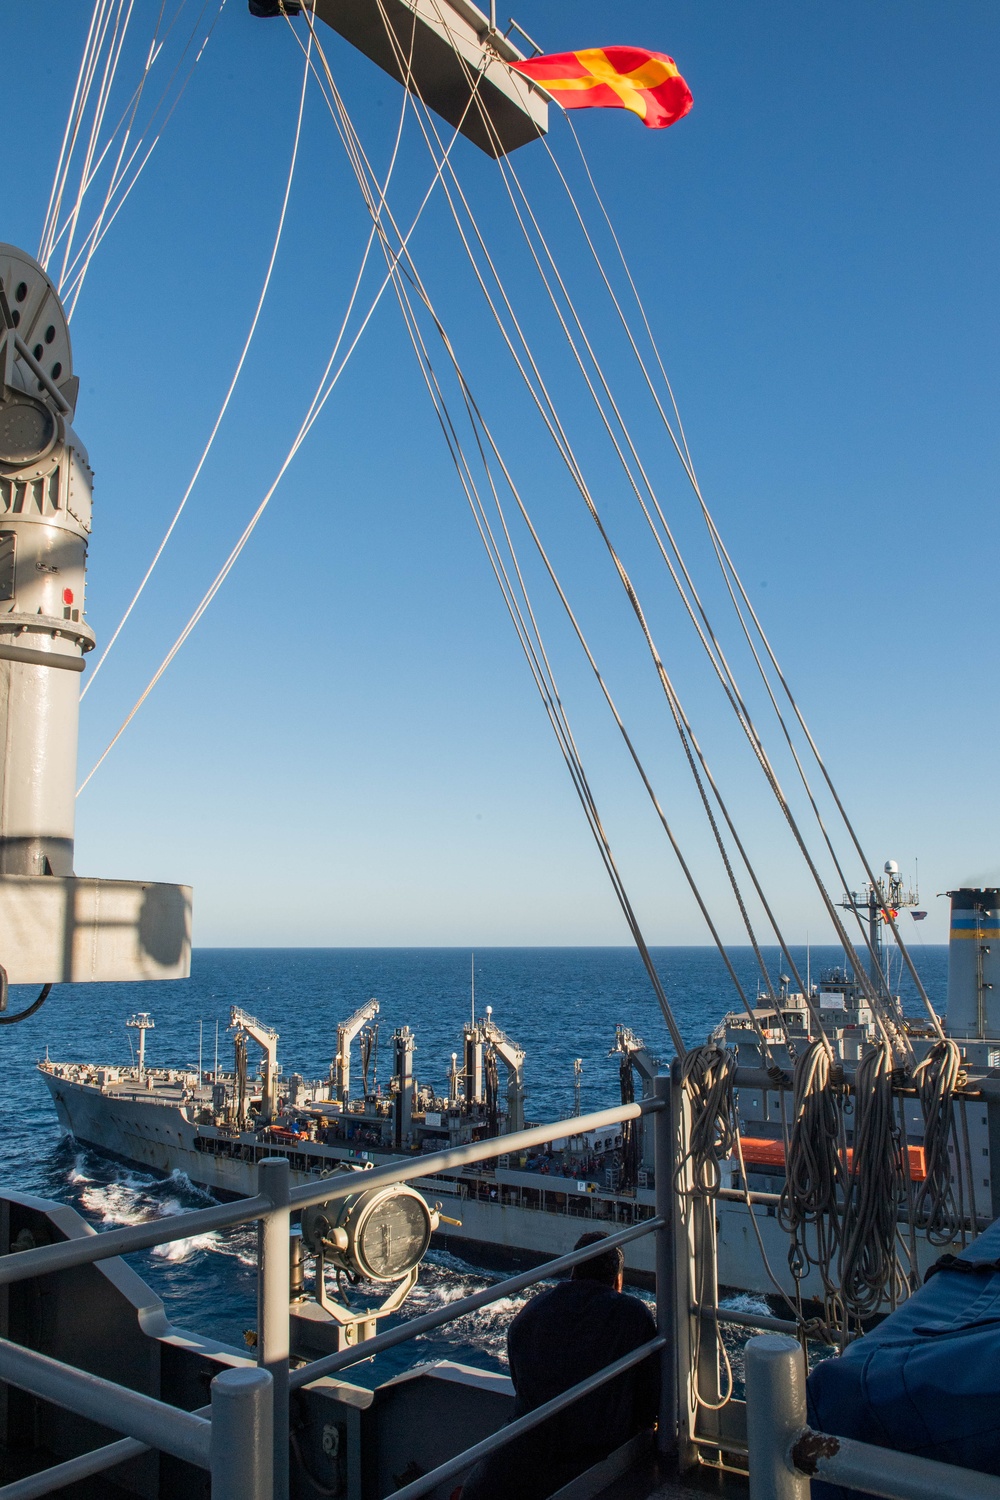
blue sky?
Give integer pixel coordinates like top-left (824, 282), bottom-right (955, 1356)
top-left (3, 1), bottom-right (997, 949)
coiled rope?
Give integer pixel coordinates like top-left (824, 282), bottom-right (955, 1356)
top-left (676, 1045), bottom-right (738, 1198)
top-left (912, 1038), bottom-right (963, 1244)
top-left (839, 1041), bottom-right (908, 1317)
top-left (779, 1041), bottom-right (843, 1315)
top-left (672, 1043), bottom-right (737, 1410)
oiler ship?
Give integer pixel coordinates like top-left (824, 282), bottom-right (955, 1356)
top-left (40, 998), bottom-right (665, 1280)
top-left (38, 875), bottom-right (1000, 1297)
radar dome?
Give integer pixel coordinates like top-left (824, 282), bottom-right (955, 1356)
top-left (884, 860), bottom-right (899, 875)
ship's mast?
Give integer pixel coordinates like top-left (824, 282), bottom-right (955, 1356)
top-left (332, 997), bottom-right (379, 1103)
top-left (838, 858), bottom-right (919, 1000)
top-left (126, 1012), bottom-right (154, 1079)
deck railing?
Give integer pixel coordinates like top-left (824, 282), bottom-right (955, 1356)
top-left (745, 1334), bottom-right (1000, 1500)
top-left (0, 1091), bottom-right (671, 1500)
top-left (4, 1063), bottom-right (994, 1500)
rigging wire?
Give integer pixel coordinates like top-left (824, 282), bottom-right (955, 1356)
top-left (301, 41), bottom-right (929, 1338)
top-left (355, 10), bottom-right (948, 1341)
top-left (40, 0), bottom-right (227, 316)
top-left (61, 2), bottom-right (226, 313)
top-left (60, 8), bottom-right (169, 310)
top-left (39, 0), bottom-right (109, 268)
top-left (456, 54), bottom-right (917, 1043)
top-left (308, 2), bottom-right (830, 1065)
top-left (474, 99), bottom-right (821, 1021)
top-left (421, 26), bottom-right (910, 1055)
top-left (64, 0), bottom-right (223, 319)
top-left (386, 234), bottom-right (687, 1057)
top-left (420, 26), bottom-right (922, 1054)
top-left (293, 11), bottom-right (692, 1054)
top-left (39, 0), bottom-right (119, 270)
top-left (388, 20), bottom-right (809, 1007)
top-left (307, 14), bottom-right (834, 1073)
top-left (557, 116), bottom-right (940, 1040)
top-left (57, 0), bottom-right (138, 295)
top-left (81, 18), bottom-right (314, 700)
top-left (77, 10), bottom-right (472, 795)
top-left (360, 2), bottom-right (805, 1058)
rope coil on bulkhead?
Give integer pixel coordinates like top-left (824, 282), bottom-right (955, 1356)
top-left (912, 1038), bottom-right (964, 1244)
top-left (676, 1044), bottom-right (738, 1198)
top-left (778, 1040), bottom-right (843, 1320)
top-left (839, 1041), bottom-right (910, 1318)
top-left (676, 1043), bottom-right (737, 1411)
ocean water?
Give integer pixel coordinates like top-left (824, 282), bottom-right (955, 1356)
top-left (0, 944), bottom-right (947, 1387)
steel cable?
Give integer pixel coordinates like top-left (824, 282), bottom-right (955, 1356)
top-left (380, 9), bottom-right (899, 1058)
top-left (358, 0), bottom-right (794, 1062)
top-left (81, 18), bottom-right (314, 699)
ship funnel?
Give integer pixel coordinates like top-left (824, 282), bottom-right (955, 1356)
top-left (945, 888), bottom-right (1000, 1039)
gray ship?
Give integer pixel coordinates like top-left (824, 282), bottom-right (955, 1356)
top-left (40, 1000), bottom-right (664, 1282)
top-left (40, 879), bottom-right (1000, 1299)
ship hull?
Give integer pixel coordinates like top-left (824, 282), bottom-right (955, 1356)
top-left (42, 1069), bottom-right (964, 1299)
top-left (40, 1071), bottom-right (660, 1281)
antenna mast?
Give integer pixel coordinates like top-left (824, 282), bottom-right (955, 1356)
top-left (126, 1012), bottom-right (154, 1079)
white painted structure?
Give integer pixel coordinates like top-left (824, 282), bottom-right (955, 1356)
top-left (0, 245), bottom-right (191, 984)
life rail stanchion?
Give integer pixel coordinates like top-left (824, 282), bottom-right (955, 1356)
top-left (210, 1366), bottom-right (273, 1500)
top-left (745, 1334), bottom-right (810, 1500)
top-left (653, 1072), bottom-right (677, 1461)
top-left (257, 1158), bottom-right (291, 1500)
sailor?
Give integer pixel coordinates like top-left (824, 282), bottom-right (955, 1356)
top-left (459, 1231), bottom-right (659, 1500)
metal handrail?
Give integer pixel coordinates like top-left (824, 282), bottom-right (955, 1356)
top-left (0, 1352), bottom-right (272, 1500)
top-left (0, 1436), bottom-right (148, 1500)
top-left (745, 1334), bottom-right (1000, 1500)
top-left (0, 1338), bottom-right (210, 1468)
top-left (392, 1335), bottom-right (668, 1500)
top-left (0, 1098), bottom-right (659, 1288)
top-left (0, 1094), bottom-right (671, 1500)
top-left (0, 1193), bottom-right (272, 1287)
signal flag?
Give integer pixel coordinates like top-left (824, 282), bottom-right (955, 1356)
top-left (511, 47), bottom-right (693, 130)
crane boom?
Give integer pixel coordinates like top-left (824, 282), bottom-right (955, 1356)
top-left (230, 1006), bottom-right (280, 1121)
top-left (334, 998), bottom-right (380, 1103)
top-left (480, 1010), bottom-right (525, 1133)
top-left (252, 0), bottom-right (549, 158)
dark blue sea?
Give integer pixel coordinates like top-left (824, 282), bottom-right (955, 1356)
top-left (0, 945), bottom-right (947, 1387)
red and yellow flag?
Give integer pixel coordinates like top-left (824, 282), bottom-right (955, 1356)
top-left (511, 46), bottom-right (692, 130)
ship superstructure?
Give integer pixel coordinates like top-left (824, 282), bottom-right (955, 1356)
top-left (40, 996), bottom-right (662, 1279)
